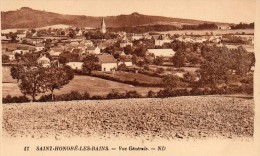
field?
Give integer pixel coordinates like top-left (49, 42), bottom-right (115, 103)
top-left (2, 42), bottom-right (35, 51)
top-left (158, 29), bottom-right (254, 36)
top-left (93, 71), bottom-right (162, 85)
top-left (2, 70), bottom-right (162, 98)
top-left (2, 96), bottom-right (254, 139)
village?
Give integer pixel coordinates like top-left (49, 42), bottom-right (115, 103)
top-left (1, 18), bottom-right (255, 102)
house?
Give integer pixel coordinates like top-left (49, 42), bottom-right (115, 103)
top-left (218, 25), bottom-right (231, 30)
top-left (146, 49), bottom-right (176, 58)
top-left (49, 47), bottom-right (63, 59)
top-left (131, 34), bottom-right (144, 40)
top-left (12, 49), bottom-right (30, 55)
top-left (120, 39), bottom-right (133, 48)
top-left (1, 35), bottom-right (11, 42)
top-left (97, 55), bottom-right (117, 72)
top-left (71, 48), bottom-right (84, 56)
top-left (76, 30), bottom-right (83, 36)
top-left (35, 43), bottom-right (45, 52)
top-left (119, 56), bottom-right (133, 67)
top-left (66, 62), bottom-right (84, 70)
top-left (4, 51), bottom-right (16, 61)
top-left (153, 35), bottom-right (172, 46)
top-left (37, 55), bottom-right (51, 67)
top-left (86, 46), bottom-right (100, 55)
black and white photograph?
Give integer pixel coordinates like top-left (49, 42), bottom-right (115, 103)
top-left (1, 0), bottom-right (260, 155)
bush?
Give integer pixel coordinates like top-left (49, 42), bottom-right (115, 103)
top-left (107, 90), bottom-right (125, 99)
top-left (147, 90), bottom-right (157, 98)
top-left (3, 95), bottom-right (30, 103)
top-left (82, 92), bottom-right (91, 100)
top-left (38, 94), bottom-right (53, 102)
top-left (91, 95), bottom-right (105, 100)
top-left (125, 91), bottom-right (142, 98)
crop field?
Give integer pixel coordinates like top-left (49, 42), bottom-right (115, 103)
top-left (158, 29), bottom-right (254, 36)
top-left (2, 96), bottom-right (254, 139)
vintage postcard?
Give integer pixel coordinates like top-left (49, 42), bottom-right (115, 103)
top-left (1, 0), bottom-right (260, 155)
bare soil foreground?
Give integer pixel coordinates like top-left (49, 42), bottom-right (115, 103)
top-left (2, 96), bottom-right (254, 140)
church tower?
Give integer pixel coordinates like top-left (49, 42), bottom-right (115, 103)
top-left (100, 18), bottom-right (106, 33)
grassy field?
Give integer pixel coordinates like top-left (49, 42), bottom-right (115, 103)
top-left (2, 74), bottom-right (162, 98)
top-left (2, 96), bottom-right (254, 139)
top-left (93, 71), bottom-right (162, 85)
top-left (158, 29), bottom-right (254, 36)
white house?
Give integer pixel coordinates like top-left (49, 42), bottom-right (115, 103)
top-left (35, 43), bottom-right (45, 52)
top-left (97, 55), bottom-right (117, 72)
top-left (86, 46), bottom-right (100, 55)
top-left (120, 40), bottom-right (133, 48)
top-left (131, 34), bottom-right (144, 40)
top-left (37, 55), bottom-right (51, 67)
top-left (147, 49), bottom-right (176, 58)
top-left (66, 62), bottom-right (84, 70)
top-left (12, 49), bottom-right (30, 55)
top-left (153, 35), bottom-right (172, 46)
top-left (119, 57), bottom-right (133, 67)
top-left (5, 51), bottom-right (16, 61)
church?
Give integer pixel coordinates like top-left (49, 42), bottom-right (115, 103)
top-left (100, 18), bottom-right (106, 33)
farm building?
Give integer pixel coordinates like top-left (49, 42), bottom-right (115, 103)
top-left (97, 55), bottom-right (117, 72)
top-left (146, 49), bottom-right (176, 58)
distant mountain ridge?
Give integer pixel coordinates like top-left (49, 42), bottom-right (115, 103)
top-left (1, 7), bottom-right (231, 29)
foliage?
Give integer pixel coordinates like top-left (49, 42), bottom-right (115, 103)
top-left (82, 55), bottom-right (99, 74)
top-left (162, 74), bottom-right (181, 90)
top-left (2, 95), bottom-right (30, 103)
top-left (10, 65), bottom-right (25, 82)
top-left (19, 65), bottom-right (48, 101)
top-left (153, 57), bottom-right (164, 66)
top-left (2, 54), bottom-right (10, 63)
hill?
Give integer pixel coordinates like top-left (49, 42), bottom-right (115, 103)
top-left (1, 7), bottom-right (230, 29)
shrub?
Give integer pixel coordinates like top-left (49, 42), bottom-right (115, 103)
top-left (156, 67), bottom-right (165, 74)
top-left (38, 94), bottom-right (53, 102)
top-left (82, 92), bottom-right (91, 100)
top-left (125, 90), bottom-right (142, 98)
top-left (107, 90), bottom-right (125, 99)
top-left (3, 95), bottom-right (30, 103)
top-left (91, 95), bottom-right (105, 100)
top-left (147, 90), bottom-right (157, 98)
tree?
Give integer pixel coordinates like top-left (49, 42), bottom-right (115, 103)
top-left (162, 74), bottom-right (180, 90)
top-left (63, 65), bottom-right (74, 80)
top-left (82, 55), bottom-right (99, 74)
top-left (199, 46), bottom-right (232, 85)
top-left (58, 55), bottom-right (69, 65)
top-left (172, 50), bottom-right (186, 68)
top-left (69, 29), bottom-right (76, 38)
top-left (153, 57), bottom-right (164, 65)
top-left (2, 54), bottom-right (9, 63)
top-left (45, 66), bottom-right (70, 100)
top-left (123, 45), bottom-right (133, 55)
top-left (19, 66), bottom-right (48, 101)
top-left (8, 32), bottom-right (18, 43)
top-left (10, 65), bottom-right (25, 82)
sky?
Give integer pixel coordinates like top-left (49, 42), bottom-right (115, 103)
top-left (0, 0), bottom-right (256, 24)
